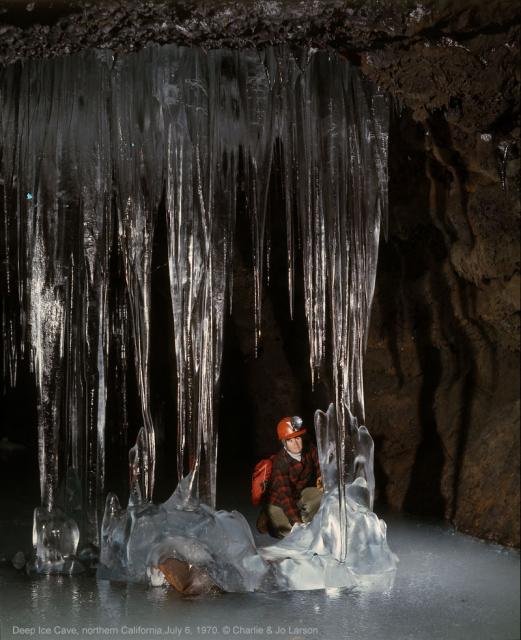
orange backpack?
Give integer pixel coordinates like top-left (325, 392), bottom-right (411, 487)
top-left (251, 455), bottom-right (275, 505)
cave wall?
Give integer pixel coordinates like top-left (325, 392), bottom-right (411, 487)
top-left (365, 112), bottom-right (519, 546)
top-left (1, 0), bottom-right (519, 545)
top-left (359, 13), bottom-right (520, 546)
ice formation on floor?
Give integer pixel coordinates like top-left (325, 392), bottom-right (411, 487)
top-left (258, 404), bottom-right (397, 590)
top-left (30, 506), bottom-right (83, 575)
top-left (99, 403), bottom-right (397, 592)
top-left (0, 44), bottom-right (393, 581)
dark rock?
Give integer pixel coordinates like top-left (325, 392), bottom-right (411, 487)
top-left (159, 557), bottom-right (223, 595)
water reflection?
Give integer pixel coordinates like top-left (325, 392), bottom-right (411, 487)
top-left (1, 516), bottom-right (518, 640)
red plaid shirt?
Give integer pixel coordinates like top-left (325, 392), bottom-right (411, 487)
top-left (266, 445), bottom-right (320, 525)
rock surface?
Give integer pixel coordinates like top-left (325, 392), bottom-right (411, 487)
top-left (1, 1), bottom-right (519, 68)
top-left (365, 107), bottom-right (519, 547)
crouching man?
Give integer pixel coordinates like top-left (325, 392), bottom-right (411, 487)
top-left (264, 416), bottom-right (323, 538)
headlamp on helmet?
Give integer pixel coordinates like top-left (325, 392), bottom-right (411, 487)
top-left (277, 415), bottom-right (307, 441)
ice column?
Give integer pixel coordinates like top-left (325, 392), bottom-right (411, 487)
top-left (0, 52), bottom-right (114, 567)
top-left (161, 47), bottom-right (238, 507)
top-left (111, 49), bottom-right (165, 503)
top-left (278, 50), bottom-right (389, 560)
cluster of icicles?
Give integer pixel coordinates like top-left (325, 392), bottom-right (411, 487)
top-left (0, 44), bottom-right (397, 589)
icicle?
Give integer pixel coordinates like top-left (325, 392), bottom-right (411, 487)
top-left (110, 249), bottom-right (131, 465)
top-left (238, 49), bottom-right (277, 355)
top-left (279, 49), bottom-right (328, 384)
top-left (275, 48), bottom-right (300, 321)
top-left (76, 55), bottom-right (113, 546)
top-left (111, 47), bottom-right (164, 503)
top-left (128, 427), bottom-right (154, 506)
top-left (2, 43), bottom-right (390, 578)
top-left (164, 47), bottom-right (238, 507)
top-left (2, 52), bottom-right (114, 569)
top-left (0, 64), bottom-right (22, 389)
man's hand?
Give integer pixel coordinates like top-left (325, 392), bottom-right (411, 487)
top-left (316, 475), bottom-right (324, 492)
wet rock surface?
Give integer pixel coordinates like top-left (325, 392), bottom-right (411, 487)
top-left (0, 0), bottom-right (519, 547)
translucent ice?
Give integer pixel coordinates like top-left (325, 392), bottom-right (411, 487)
top-left (99, 474), bottom-right (274, 591)
top-left (129, 427), bottom-right (155, 506)
top-left (1, 53), bottom-right (114, 558)
top-left (98, 405), bottom-right (396, 592)
top-left (162, 47), bottom-right (239, 507)
top-left (98, 430), bottom-right (269, 591)
top-left (258, 405), bottom-right (397, 590)
top-left (30, 506), bottom-right (83, 575)
top-left (112, 49), bottom-right (160, 503)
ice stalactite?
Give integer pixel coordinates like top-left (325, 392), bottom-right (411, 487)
top-left (238, 49), bottom-right (277, 355)
top-left (162, 47), bottom-right (239, 508)
top-left (277, 50), bottom-right (388, 561)
top-left (0, 64), bottom-right (21, 391)
top-left (97, 45), bottom-right (395, 590)
top-left (277, 49), bottom-right (388, 422)
top-left (111, 48), bottom-right (165, 505)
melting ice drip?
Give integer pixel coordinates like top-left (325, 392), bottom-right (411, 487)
top-left (0, 45), bottom-right (397, 585)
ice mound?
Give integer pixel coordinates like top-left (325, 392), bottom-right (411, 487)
top-left (28, 506), bottom-right (84, 575)
top-left (258, 488), bottom-right (396, 591)
top-left (98, 405), bottom-right (397, 592)
top-left (99, 477), bottom-right (274, 592)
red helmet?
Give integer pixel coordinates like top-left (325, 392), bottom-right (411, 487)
top-left (277, 416), bottom-right (306, 441)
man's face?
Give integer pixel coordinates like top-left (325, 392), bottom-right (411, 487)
top-left (285, 436), bottom-right (303, 454)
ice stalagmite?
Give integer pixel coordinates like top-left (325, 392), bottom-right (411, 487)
top-left (258, 404), bottom-right (395, 590)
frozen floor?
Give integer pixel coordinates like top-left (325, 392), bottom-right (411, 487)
top-left (0, 498), bottom-right (519, 640)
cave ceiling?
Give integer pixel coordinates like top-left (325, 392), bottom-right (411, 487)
top-left (0, 0), bottom-right (519, 135)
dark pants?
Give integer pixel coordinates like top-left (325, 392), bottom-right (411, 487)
top-left (265, 487), bottom-right (322, 538)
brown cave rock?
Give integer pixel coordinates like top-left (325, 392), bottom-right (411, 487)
top-left (364, 105), bottom-right (519, 546)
